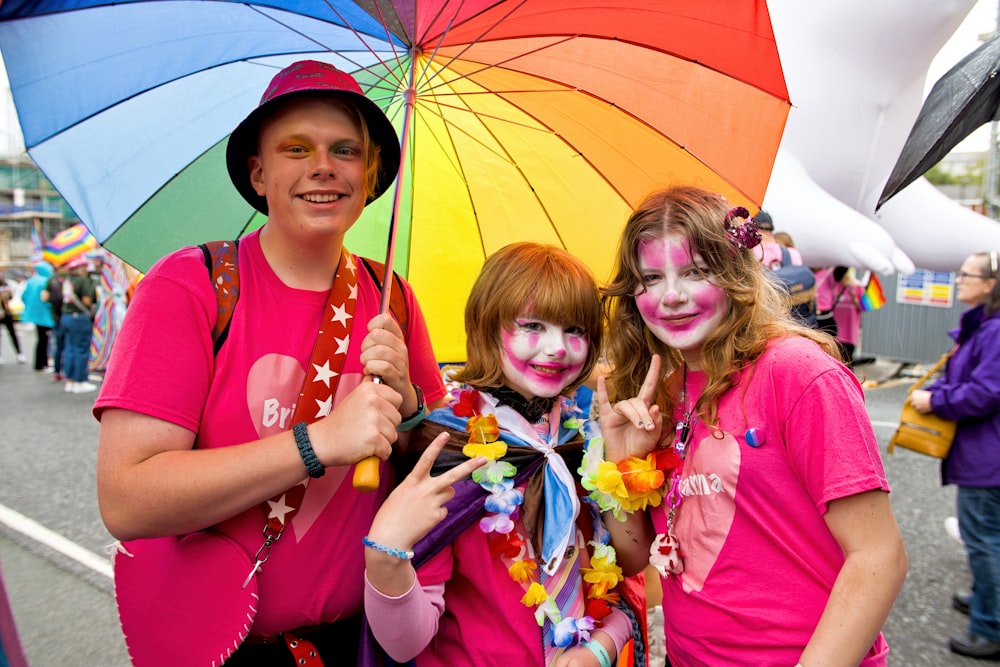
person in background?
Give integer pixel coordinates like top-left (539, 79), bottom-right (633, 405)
top-left (0, 270), bottom-right (26, 364)
top-left (597, 186), bottom-right (906, 666)
top-left (365, 242), bottom-right (643, 667)
top-left (19, 260), bottom-right (55, 371)
top-left (773, 230), bottom-right (796, 249)
top-left (816, 265), bottom-right (864, 366)
top-left (94, 60), bottom-right (444, 665)
top-left (909, 251), bottom-right (1000, 661)
top-left (60, 256), bottom-right (98, 393)
top-left (47, 264), bottom-right (67, 381)
top-left (751, 209), bottom-right (803, 268)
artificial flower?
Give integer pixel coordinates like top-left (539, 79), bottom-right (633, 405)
top-left (619, 486), bottom-right (665, 512)
top-left (451, 388), bottom-right (481, 418)
top-left (592, 461), bottom-right (627, 498)
top-left (619, 455), bottom-right (665, 493)
top-left (581, 552), bottom-right (624, 598)
top-left (553, 615), bottom-right (594, 647)
top-left (480, 511), bottom-right (516, 534)
top-left (463, 439), bottom-right (507, 460)
top-left (585, 597), bottom-right (613, 621)
top-left (489, 531), bottom-right (525, 560)
top-left (472, 459), bottom-right (516, 485)
top-left (508, 558), bottom-right (538, 583)
top-left (466, 413), bottom-right (501, 445)
top-left (484, 481), bottom-right (524, 514)
top-left (522, 582), bottom-right (549, 607)
top-left (534, 597), bottom-right (561, 626)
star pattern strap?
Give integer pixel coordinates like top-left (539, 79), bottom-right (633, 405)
top-left (264, 249), bottom-right (359, 533)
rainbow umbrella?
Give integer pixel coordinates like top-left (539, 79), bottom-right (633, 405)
top-left (0, 0), bottom-right (789, 361)
top-left (41, 223), bottom-right (98, 267)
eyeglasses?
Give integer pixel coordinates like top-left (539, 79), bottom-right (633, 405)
top-left (957, 271), bottom-right (991, 280)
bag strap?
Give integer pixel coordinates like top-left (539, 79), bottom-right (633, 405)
top-left (358, 256), bottom-right (409, 339)
top-left (911, 347), bottom-right (957, 392)
top-left (199, 239), bottom-right (241, 356)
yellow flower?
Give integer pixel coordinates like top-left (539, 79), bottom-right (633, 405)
top-left (508, 558), bottom-right (538, 583)
top-left (521, 582), bottom-right (549, 607)
top-left (594, 461), bottom-right (627, 499)
top-left (619, 487), bottom-right (664, 512)
top-left (467, 414), bottom-right (500, 444)
top-left (463, 440), bottom-right (508, 460)
top-left (582, 554), bottom-right (624, 598)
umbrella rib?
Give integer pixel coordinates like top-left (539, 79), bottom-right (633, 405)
top-left (247, 3), bottom-right (409, 90)
top-left (415, 0), bottom-right (529, 95)
top-left (411, 88), bottom-right (568, 251)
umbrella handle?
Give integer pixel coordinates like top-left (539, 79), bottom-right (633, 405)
top-left (353, 456), bottom-right (381, 492)
top-left (353, 375), bottom-right (385, 492)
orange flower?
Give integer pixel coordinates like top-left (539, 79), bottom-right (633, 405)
top-left (467, 414), bottom-right (500, 444)
top-left (509, 558), bottom-right (538, 584)
top-left (618, 456), bottom-right (665, 493)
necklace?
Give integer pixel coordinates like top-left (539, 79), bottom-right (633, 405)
top-left (652, 365), bottom-right (695, 577)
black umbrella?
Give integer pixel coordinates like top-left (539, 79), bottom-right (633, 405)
top-left (878, 30), bottom-right (1000, 209)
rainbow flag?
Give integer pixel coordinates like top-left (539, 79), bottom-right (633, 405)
top-left (861, 273), bottom-right (886, 311)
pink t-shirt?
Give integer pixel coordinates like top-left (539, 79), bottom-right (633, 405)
top-left (651, 337), bottom-right (890, 666)
top-left (95, 229), bottom-right (445, 635)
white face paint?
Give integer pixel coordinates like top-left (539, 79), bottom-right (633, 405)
top-left (500, 315), bottom-right (590, 399)
top-left (633, 233), bottom-right (728, 370)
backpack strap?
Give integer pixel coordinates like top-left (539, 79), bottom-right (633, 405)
top-left (358, 256), bottom-right (409, 339)
top-left (198, 239), bottom-right (240, 356)
top-left (779, 244), bottom-right (792, 268)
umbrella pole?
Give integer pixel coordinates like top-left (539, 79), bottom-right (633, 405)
top-left (354, 53), bottom-right (419, 492)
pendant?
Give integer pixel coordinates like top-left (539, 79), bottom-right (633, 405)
top-left (650, 531), bottom-right (684, 576)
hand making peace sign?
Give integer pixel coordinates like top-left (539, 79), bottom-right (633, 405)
top-left (596, 354), bottom-right (664, 464)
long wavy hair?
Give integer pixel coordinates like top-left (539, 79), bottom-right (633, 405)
top-left (453, 242), bottom-right (603, 397)
top-left (601, 186), bottom-right (839, 428)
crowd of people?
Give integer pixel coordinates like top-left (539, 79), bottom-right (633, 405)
top-left (4, 254), bottom-right (104, 393)
top-left (2, 59), bottom-right (993, 666)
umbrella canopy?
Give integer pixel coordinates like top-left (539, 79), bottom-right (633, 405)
top-left (878, 30), bottom-right (1000, 210)
top-left (0, 0), bottom-right (790, 361)
top-left (42, 223), bottom-right (98, 267)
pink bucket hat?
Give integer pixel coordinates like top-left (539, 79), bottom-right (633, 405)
top-left (226, 60), bottom-right (400, 214)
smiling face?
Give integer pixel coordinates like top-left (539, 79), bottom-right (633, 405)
top-left (634, 233), bottom-right (728, 370)
top-left (500, 315), bottom-right (590, 399)
top-left (249, 97), bottom-right (368, 243)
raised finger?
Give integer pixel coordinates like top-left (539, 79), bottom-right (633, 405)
top-left (411, 432), bottom-right (451, 478)
top-left (637, 354), bottom-right (662, 404)
top-left (596, 374), bottom-right (611, 409)
top-left (436, 455), bottom-right (488, 487)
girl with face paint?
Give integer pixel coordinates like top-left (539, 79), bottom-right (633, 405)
top-left (364, 243), bottom-right (646, 667)
top-left (595, 186), bottom-right (907, 667)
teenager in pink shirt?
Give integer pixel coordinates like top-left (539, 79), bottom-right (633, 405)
top-left (94, 61), bottom-right (445, 666)
top-left (596, 186), bottom-right (907, 666)
top-left (364, 243), bottom-right (643, 666)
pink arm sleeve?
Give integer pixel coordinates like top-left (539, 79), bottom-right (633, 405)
top-left (601, 607), bottom-right (635, 657)
top-left (364, 572), bottom-right (446, 662)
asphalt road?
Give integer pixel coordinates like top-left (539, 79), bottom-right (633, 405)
top-left (0, 324), bottom-right (985, 666)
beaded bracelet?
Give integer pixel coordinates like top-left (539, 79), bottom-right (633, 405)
top-left (362, 536), bottom-right (414, 560)
top-left (292, 421), bottom-right (325, 478)
top-left (583, 639), bottom-right (612, 667)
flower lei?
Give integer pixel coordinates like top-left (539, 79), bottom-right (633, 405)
top-left (453, 388), bottom-right (625, 649)
top-left (578, 433), bottom-right (680, 522)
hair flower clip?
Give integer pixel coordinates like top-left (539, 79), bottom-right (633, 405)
top-left (724, 206), bottom-right (762, 250)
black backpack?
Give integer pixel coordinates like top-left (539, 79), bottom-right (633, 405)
top-left (769, 246), bottom-right (818, 328)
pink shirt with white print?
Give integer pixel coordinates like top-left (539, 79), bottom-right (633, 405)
top-left (95, 229), bottom-right (445, 635)
top-left (652, 336), bottom-right (890, 666)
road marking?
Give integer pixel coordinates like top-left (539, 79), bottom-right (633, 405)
top-left (0, 502), bottom-right (112, 580)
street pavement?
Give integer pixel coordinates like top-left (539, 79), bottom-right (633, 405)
top-left (0, 323), bottom-right (987, 666)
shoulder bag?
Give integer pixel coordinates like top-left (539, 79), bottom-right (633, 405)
top-left (888, 348), bottom-right (957, 459)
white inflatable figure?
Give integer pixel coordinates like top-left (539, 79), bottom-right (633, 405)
top-left (765, 0), bottom-right (1000, 273)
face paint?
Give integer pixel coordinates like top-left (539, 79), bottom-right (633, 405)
top-left (500, 316), bottom-right (589, 399)
top-left (634, 234), bottom-right (728, 370)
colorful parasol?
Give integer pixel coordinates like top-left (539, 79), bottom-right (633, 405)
top-left (0, 0), bottom-right (790, 361)
top-left (42, 223), bottom-right (98, 267)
